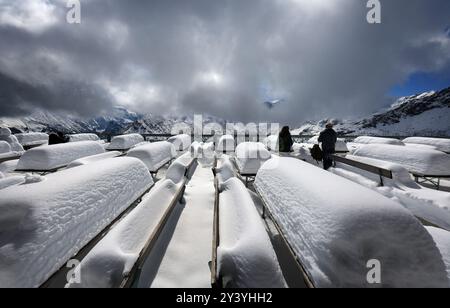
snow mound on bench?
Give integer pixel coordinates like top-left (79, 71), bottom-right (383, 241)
top-left (0, 157), bottom-right (154, 288)
top-left (218, 178), bottom-right (287, 288)
top-left (264, 135), bottom-right (279, 151)
top-left (216, 135), bottom-right (235, 152)
top-left (404, 137), bottom-right (450, 153)
top-left (353, 144), bottom-right (450, 176)
top-left (165, 153), bottom-right (193, 184)
top-left (67, 151), bottom-right (122, 169)
top-left (254, 157), bottom-right (448, 288)
top-left (107, 134), bottom-right (144, 151)
top-left (0, 175), bottom-right (25, 190)
top-left (0, 159), bottom-right (19, 174)
top-left (426, 227), bottom-right (450, 282)
top-left (15, 132), bottom-right (49, 146)
top-left (0, 171), bottom-right (3, 179)
top-left (405, 143), bottom-right (438, 151)
top-left (69, 134), bottom-right (100, 143)
top-left (216, 155), bottom-right (235, 186)
top-left (0, 141), bottom-right (11, 154)
top-left (0, 127), bottom-right (11, 136)
top-left (198, 142), bottom-right (215, 167)
top-left (168, 134), bottom-right (191, 151)
top-left (235, 142), bottom-right (271, 175)
top-left (354, 136), bottom-right (405, 146)
top-left (68, 179), bottom-right (179, 288)
top-left (16, 141), bottom-right (105, 171)
top-left (127, 141), bottom-right (176, 172)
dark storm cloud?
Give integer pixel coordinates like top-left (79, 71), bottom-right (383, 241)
top-left (0, 0), bottom-right (449, 124)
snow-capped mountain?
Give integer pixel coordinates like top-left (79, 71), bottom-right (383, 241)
top-left (0, 106), bottom-right (226, 137)
top-left (293, 87), bottom-right (450, 137)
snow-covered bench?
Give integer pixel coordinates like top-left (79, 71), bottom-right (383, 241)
top-left (66, 151), bottom-right (123, 169)
top-left (107, 134), bottom-right (144, 151)
top-left (264, 135), bottom-right (279, 152)
top-left (216, 135), bottom-right (235, 153)
top-left (16, 141), bottom-right (105, 172)
top-left (353, 144), bottom-right (450, 189)
top-left (127, 141), bottom-right (176, 174)
top-left (167, 134), bottom-right (191, 151)
top-left (254, 157), bottom-right (449, 288)
top-left (0, 141), bottom-right (11, 154)
top-left (353, 136), bottom-right (405, 146)
top-left (403, 137), bottom-right (450, 154)
top-left (0, 129), bottom-right (24, 152)
top-left (69, 133), bottom-right (100, 143)
top-left (0, 157), bottom-right (154, 288)
top-left (15, 132), bottom-right (49, 148)
top-left (234, 142), bottom-right (271, 186)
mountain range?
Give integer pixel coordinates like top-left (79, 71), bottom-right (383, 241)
top-left (1, 87), bottom-right (449, 137)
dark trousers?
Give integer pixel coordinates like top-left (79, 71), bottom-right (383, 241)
top-left (323, 152), bottom-right (334, 170)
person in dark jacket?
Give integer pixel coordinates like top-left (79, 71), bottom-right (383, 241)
top-left (318, 122), bottom-right (337, 170)
top-left (279, 126), bottom-right (294, 153)
top-left (49, 131), bottom-right (68, 145)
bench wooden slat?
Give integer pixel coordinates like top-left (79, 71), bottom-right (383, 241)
top-left (332, 155), bottom-right (393, 179)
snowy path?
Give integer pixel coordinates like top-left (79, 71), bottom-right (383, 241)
top-left (137, 164), bottom-right (215, 288)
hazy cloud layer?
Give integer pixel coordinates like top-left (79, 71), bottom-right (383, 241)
top-left (0, 0), bottom-right (449, 124)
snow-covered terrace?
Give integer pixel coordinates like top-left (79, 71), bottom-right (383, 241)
top-left (0, 132), bottom-right (449, 288)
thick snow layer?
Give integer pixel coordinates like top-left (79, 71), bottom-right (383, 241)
top-left (254, 157), bottom-right (449, 287)
top-left (69, 134), bottom-right (100, 143)
top-left (127, 141), bottom-right (176, 172)
top-left (0, 175), bottom-right (25, 190)
top-left (218, 178), bottom-right (286, 288)
top-left (0, 171), bottom-right (3, 178)
top-left (405, 143), bottom-right (438, 151)
top-left (0, 127), bottom-right (11, 136)
top-left (353, 136), bottom-right (405, 146)
top-left (165, 153), bottom-right (194, 184)
top-left (107, 134), bottom-right (144, 151)
top-left (168, 134), bottom-right (191, 151)
top-left (0, 157), bottom-right (154, 288)
top-left (216, 135), bottom-right (235, 152)
top-left (0, 159), bottom-right (19, 174)
top-left (0, 134), bottom-right (18, 144)
top-left (403, 137), bottom-right (450, 153)
top-left (15, 133), bottom-right (49, 146)
top-left (68, 179), bottom-right (179, 288)
top-left (235, 142), bottom-right (271, 175)
top-left (353, 144), bottom-right (450, 176)
top-left (16, 141), bottom-right (105, 171)
top-left (10, 142), bottom-right (24, 152)
top-left (331, 155), bottom-right (450, 231)
top-left (216, 155), bottom-right (236, 186)
top-left (198, 142), bottom-right (215, 167)
top-left (66, 151), bottom-right (122, 169)
top-left (143, 166), bottom-right (215, 288)
top-left (0, 141), bottom-right (11, 154)
top-left (426, 227), bottom-right (450, 283)
top-left (264, 135), bottom-right (279, 151)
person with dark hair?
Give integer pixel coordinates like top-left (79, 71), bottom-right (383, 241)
top-left (318, 122), bottom-right (337, 170)
top-left (279, 126), bottom-right (294, 153)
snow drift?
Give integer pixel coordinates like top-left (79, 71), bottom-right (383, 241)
top-left (353, 144), bottom-right (450, 176)
top-left (67, 151), bottom-right (122, 169)
top-left (353, 136), bottom-right (404, 146)
top-left (426, 227), bottom-right (450, 283)
top-left (15, 133), bottom-right (49, 146)
top-left (218, 178), bottom-right (286, 288)
top-left (16, 141), bottom-right (105, 171)
top-left (235, 142), bottom-right (271, 175)
top-left (254, 157), bottom-right (448, 288)
top-left (68, 179), bottom-right (180, 288)
top-left (69, 134), bottom-right (100, 143)
top-left (0, 141), bottom-right (11, 154)
top-left (0, 176), bottom-right (25, 191)
top-left (216, 135), bottom-right (235, 152)
top-left (403, 137), bottom-right (450, 153)
top-left (0, 157), bottom-right (154, 288)
top-left (107, 134), bottom-right (144, 151)
top-left (127, 141), bottom-right (176, 172)
top-left (167, 134), bottom-right (191, 151)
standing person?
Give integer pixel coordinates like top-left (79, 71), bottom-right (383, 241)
top-left (279, 126), bottom-right (294, 153)
top-left (318, 122), bottom-right (337, 170)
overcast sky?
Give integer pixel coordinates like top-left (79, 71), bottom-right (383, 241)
top-left (0, 0), bottom-right (449, 125)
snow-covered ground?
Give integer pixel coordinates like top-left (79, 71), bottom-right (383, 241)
top-left (138, 165), bottom-right (215, 288)
top-left (254, 157), bottom-right (449, 287)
